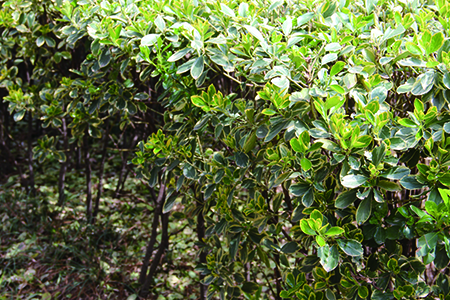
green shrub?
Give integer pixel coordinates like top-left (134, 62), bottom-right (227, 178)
top-left (2, 0), bottom-right (450, 299)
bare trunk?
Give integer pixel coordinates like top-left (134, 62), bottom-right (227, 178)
top-left (27, 112), bottom-right (35, 196)
top-left (139, 185), bottom-right (165, 285)
top-left (93, 120), bottom-right (111, 219)
top-left (197, 201), bottom-right (207, 300)
top-left (57, 117), bottom-right (69, 206)
top-left (139, 185), bottom-right (169, 298)
top-left (114, 133), bottom-right (139, 197)
top-left (273, 254), bottom-right (282, 300)
top-left (84, 130), bottom-right (92, 223)
top-left (76, 145), bottom-right (81, 169)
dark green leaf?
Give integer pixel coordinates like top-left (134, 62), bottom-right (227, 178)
top-left (168, 48), bottom-right (191, 62)
top-left (242, 281), bottom-right (259, 294)
top-left (400, 175), bottom-right (427, 190)
top-left (335, 189), bottom-right (358, 209)
top-left (337, 239), bottom-right (363, 256)
top-left (163, 194), bottom-right (178, 213)
top-left (265, 120), bottom-right (288, 142)
top-left (281, 241), bottom-right (299, 254)
top-left (377, 180), bottom-right (401, 191)
top-left (235, 152), bottom-right (249, 168)
top-left (290, 183), bottom-right (311, 196)
top-left (380, 166), bottom-right (410, 180)
top-left (98, 49), bottom-right (111, 68)
top-left (356, 197), bottom-right (372, 224)
top-left (302, 188), bottom-right (314, 207)
top-left (341, 175), bottom-right (367, 188)
top-left (318, 244), bottom-right (339, 272)
top-left (372, 143), bottom-right (385, 166)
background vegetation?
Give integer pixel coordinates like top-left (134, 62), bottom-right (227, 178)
top-left (2, 0), bottom-right (450, 299)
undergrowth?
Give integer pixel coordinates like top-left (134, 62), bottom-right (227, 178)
top-left (0, 176), bottom-right (199, 300)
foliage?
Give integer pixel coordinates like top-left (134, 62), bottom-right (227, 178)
top-left (2, 0), bottom-right (450, 299)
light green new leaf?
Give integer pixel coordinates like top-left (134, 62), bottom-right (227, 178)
top-left (330, 61), bottom-right (345, 77)
top-left (325, 227), bottom-right (345, 236)
top-left (405, 42), bottom-right (423, 55)
top-left (426, 32), bottom-right (444, 55)
top-left (329, 85), bottom-right (345, 94)
top-left (316, 235), bottom-right (326, 247)
top-left (300, 158), bottom-right (312, 171)
top-left (398, 118), bottom-right (418, 128)
top-left (300, 219), bottom-right (316, 235)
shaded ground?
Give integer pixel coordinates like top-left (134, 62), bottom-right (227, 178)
top-left (0, 174), bottom-right (199, 299)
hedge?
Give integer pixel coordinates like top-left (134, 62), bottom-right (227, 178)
top-left (2, 0), bottom-right (450, 299)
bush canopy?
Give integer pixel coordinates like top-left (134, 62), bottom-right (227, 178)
top-left (2, 0), bottom-right (450, 299)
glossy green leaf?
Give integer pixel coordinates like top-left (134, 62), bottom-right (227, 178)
top-left (141, 34), bottom-right (160, 46)
top-left (281, 241), bottom-right (299, 254)
top-left (325, 226), bottom-right (345, 236)
top-left (300, 219), bottom-right (316, 235)
top-left (356, 197), bottom-right (372, 224)
top-left (282, 16), bottom-right (292, 36)
top-left (290, 183), bottom-right (311, 196)
top-left (154, 15), bottom-right (166, 31)
top-left (98, 49), bottom-right (111, 68)
top-left (335, 189), bottom-right (358, 209)
top-left (220, 3), bottom-right (235, 17)
top-left (243, 25), bottom-right (265, 42)
top-left (242, 281), bottom-right (259, 293)
top-left (302, 188), bottom-right (314, 207)
top-left (337, 239), bottom-right (363, 256)
top-left (322, 53), bottom-right (338, 65)
top-left (341, 175), bottom-right (367, 188)
top-left (191, 56), bottom-right (204, 80)
top-left (168, 48), bottom-right (191, 62)
top-left (400, 175), bottom-right (427, 190)
top-left (300, 158), bottom-right (312, 171)
top-left (330, 61), bottom-right (345, 77)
